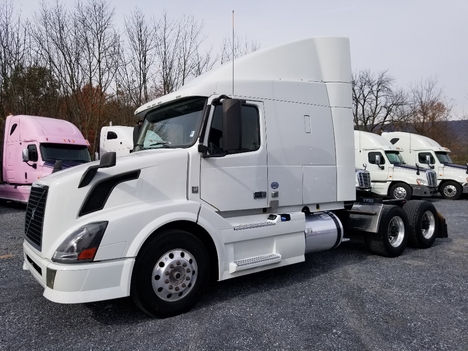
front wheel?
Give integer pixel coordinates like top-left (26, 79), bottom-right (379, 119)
top-left (365, 205), bottom-right (409, 257)
top-left (403, 200), bottom-right (439, 248)
top-left (131, 229), bottom-right (209, 318)
top-left (389, 182), bottom-right (412, 200)
top-left (439, 181), bottom-right (462, 200)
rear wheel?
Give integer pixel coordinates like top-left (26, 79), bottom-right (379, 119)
top-left (389, 182), bottom-right (412, 200)
top-left (365, 205), bottom-right (409, 257)
top-left (439, 181), bottom-right (462, 200)
top-left (403, 200), bottom-right (438, 248)
top-left (131, 229), bottom-right (209, 318)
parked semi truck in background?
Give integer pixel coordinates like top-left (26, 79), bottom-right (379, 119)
top-left (0, 115), bottom-right (91, 203)
top-left (354, 130), bottom-right (438, 200)
top-left (382, 131), bottom-right (468, 200)
top-left (22, 38), bottom-right (447, 318)
top-left (98, 125), bottom-right (134, 159)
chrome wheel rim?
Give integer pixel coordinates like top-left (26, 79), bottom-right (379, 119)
top-left (388, 216), bottom-right (405, 247)
top-left (443, 185), bottom-right (457, 198)
top-left (151, 249), bottom-right (198, 302)
top-left (421, 210), bottom-right (436, 239)
top-left (393, 187), bottom-right (408, 199)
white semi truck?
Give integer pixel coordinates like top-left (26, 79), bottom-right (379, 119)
top-left (99, 125), bottom-right (134, 159)
top-left (382, 131), bottom-right (468, 200)
top-left (355, 130), bottom-right (438, 200)
top-left (22, 38), bottom-right (447, 318)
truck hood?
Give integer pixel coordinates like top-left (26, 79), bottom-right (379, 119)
top-left (444, 163), bottom-right (468, 172)
top-left (30, 149), bottom-right (191, 257)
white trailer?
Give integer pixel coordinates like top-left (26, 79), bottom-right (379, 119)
top-left (382, 131), bottom-right (468, 200)
top-left (22, 38), bottom-right (447, 318)
top-left (354, 130), bottom-right (438, 200)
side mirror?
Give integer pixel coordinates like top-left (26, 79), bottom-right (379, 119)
top-left (78, 152), bottom-right (116, 188)
top-left (375, 155), bottom-right (384, 170)
top-left (426, 155), bottom-right (434, 169)
top-left (222, 99), bottom-right (242, 151)
top-left (22, 149), bottom-right (29, 162)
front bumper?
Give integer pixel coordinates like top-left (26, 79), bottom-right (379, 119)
top-left (23, 241), bottom-right (134, 304)
top-left (411, 185), bottom-right (437, 197)
top-left (463, 183), bottom-right (468, 194)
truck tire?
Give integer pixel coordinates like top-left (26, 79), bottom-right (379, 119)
top-left (439, 181), bottom-right (462, 200)
top-left (364, 205), bottom-right (409, 257)
top-left (403, 200), bottom-right (438, 249)
top-left (389, 182), bottom-right (412, 200)
top-left (131, 229), bottom-right (209, 318)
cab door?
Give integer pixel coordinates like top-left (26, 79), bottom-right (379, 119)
top-left (366, 151), bottom-right (391, 193)
top-left (200, 100), bottom-right (267, 211)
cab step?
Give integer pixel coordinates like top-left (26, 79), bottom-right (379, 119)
top-left (229, 253), bottom-right (282, 273)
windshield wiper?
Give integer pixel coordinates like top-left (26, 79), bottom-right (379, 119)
top-left (149, 141), bottom-right (170, 148)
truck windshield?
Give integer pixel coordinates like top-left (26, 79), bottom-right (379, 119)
top-left (136, 97), bottom-right (207, 150)
top-left (40, 144), bottom-right (91, 163)
top-left (435, 151), bottom-right (453, 164)
top-left (385, 151), bottom-right (405, 165)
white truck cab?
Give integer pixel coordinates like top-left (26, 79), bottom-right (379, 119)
top-left (99, 125), bottom-right (134, 158)
top-left (23, 38), bottom-right (447, 318)
top-left (354, 130), bottom-right (438, 200)
top-left (382, 131), bottom-right (468, 200)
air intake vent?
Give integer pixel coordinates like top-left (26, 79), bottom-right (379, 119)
top-left (25, 185), bottom-right (48, 251)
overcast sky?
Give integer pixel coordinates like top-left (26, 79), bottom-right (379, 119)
top-left (14, 0), bottom-right (468, 117)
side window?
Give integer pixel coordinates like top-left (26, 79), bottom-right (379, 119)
top-left (418, 152), bottom-right (435, 164)
top-left (208, 103), bottom-right (260, 155)
top-left (368, 152), bottom-right (385, 165)
top-left (107, 131), bottom-right (118, 140)
top-left (10, 123), bottom-right (18, 136)
top-left (27, 144), bottom-right (38, 162)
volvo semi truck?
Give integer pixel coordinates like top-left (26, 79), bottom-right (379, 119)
top-left (23, 38), bottom-right (447, 318)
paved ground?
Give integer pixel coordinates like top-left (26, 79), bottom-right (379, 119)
top-left (1, 197), bottom-right (467, 351)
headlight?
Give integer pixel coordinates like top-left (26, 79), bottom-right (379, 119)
top-left (416, 178), bottom-right (428, 186)
top-left (52, 221), bottom-right (108, 263)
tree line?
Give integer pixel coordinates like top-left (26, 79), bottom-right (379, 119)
top-left (0, 0), bottom-right (258, 154)
top-left (0, 0), bottom-right (465, 162)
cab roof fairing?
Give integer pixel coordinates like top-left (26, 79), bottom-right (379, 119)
top-left (134, 37), bottom-right (352, 116)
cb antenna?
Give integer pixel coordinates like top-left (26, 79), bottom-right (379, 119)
top-left (232, 10), bottom-right (235, 96)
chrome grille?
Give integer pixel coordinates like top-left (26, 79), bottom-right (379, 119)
top-left (426, 170), bottom-right (437, 188)
top-left (25, 185), bottom-right (48, 251)
top-left (356, 169), bottom-right (372, 190)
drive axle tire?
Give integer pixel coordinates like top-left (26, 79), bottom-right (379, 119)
top-left (365, 205), bottom-right (409, 257)
top-left (131, 229), bottom-right (209, 318)
top-left (439, 181), bottom-right (462, 200)
top-left (403, 200), bottom-right (439, 248)
top-left (389, 182), bottom-right (412, 200)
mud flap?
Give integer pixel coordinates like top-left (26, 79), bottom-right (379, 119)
top-left (437, 211), bottom-right (448, 238)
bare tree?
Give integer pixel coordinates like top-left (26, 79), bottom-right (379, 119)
top-left (74, 0), bottom-right (120, 151)
top-left (405, 77), bottom-right (455, 147)
top-left (154, 12), bottom-right (214, 95)
top-left (118, 8), bottom-right (157, 108)
top-left (352, 69), bottom-right (407, 133)
top-left (220, 35), bottom-right (260, 64)
top-left (0, 0), bottom-right (29, 115)
top-left (32, 0), bottom-right (121, 153)
top-left (31, 0), bottom-right (85, 122)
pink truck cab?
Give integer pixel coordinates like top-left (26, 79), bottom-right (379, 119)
top-left (0, 115), bottom-right (91, 203)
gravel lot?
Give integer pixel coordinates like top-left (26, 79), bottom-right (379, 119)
top-left (1, 197), bottom-right (467, 351)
